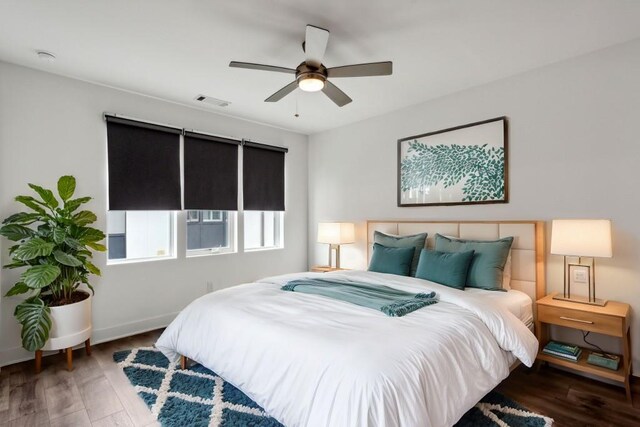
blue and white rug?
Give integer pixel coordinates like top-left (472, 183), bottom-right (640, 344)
top-left (114, 348), bottom-right (553, 427)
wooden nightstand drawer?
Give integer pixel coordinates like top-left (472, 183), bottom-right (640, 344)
top-left (538, 304), bottom-right (623, 337)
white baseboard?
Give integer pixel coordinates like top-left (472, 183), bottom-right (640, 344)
top-left (0, 311), bottom-right (179, 368)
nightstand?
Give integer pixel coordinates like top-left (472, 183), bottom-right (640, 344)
top-left (536, 292), bottom-right (632, 401)
top-left (310, 266), bottom-right (348, 273)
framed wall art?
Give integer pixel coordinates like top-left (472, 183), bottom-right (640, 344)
top-left (397, 116), bottom-right (508, 207)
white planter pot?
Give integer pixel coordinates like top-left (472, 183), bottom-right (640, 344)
top-left (41, 293), bottom-right (92, 351)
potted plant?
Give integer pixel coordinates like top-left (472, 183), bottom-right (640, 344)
top-left (1, 175), bottom-right (105, 371)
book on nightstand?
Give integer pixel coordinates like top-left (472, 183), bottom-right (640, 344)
top-left (544, 341), bottom-right (580, 355)
top-left (542, 341), bottom-right (582, 362)
top-left (543, 348), bottom-right (582, 362)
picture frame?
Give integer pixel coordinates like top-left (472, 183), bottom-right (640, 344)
top-left (397, 116), bottom-right (508, 207)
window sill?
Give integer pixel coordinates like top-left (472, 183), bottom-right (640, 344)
top-left (107, 255), bottom-right (177, 266)
top-left (186, 249), bottom-right (237, 258)
top-left (244, 246), bottom-right (284, 253)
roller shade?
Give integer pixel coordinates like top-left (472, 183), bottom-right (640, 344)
top-left (184, 131), bottom-right (240, 210)
top-left (106, 116), bottom-right (181, 210)
top-left (243, 141), bottom-right (287, 211)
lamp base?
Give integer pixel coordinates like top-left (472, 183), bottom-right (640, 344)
top-left (552, 294), bottom-right (608, 307)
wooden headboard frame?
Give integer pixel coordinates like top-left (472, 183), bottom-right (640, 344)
top-left (366, 220), bottom-right (546, 305)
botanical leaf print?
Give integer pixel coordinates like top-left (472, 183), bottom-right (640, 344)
top-left (400, 142), bottom-right (504, 202)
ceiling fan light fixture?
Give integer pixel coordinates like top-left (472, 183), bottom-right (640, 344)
top-left (229, 24), bottom-right (391, 106)
top-left (298, 74), bottom-right (325, 92)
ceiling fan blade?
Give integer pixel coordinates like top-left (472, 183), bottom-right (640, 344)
top-left (322, 81), bottom-right (352, 107)
top-left (304, 25), bottom-right (329, 68)
top-left (229, 61), bottom-right (296, 74)
top-left (327, 61), bottom-right (393, 78)
top-left (265, 81), bottom-right (298, 102)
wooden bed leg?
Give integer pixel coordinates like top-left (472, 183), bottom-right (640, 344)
top-left (85, 338), bottom-right (92, 356)
top-left (180, 355), bottom-right (188, 370)
top-left (35, 350), bottom-right (42, 374)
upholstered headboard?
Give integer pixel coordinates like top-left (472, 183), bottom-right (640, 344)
top-left (367, 220), bottom-right (546, 303)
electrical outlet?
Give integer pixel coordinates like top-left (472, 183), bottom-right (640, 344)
top-left (206, 281), bottom-right (214, 293)
top-left (573, 269), bottom-right (588, 284)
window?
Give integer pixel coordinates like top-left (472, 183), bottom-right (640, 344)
top-left (187, 210), bottom-right (236, 255)
top-left (244, 211), bottom-right (283, 250)
top-left (202, 210), bottom-right (223, 222)
top-left (107, 211), bottom-right (175, 263)
top-left (187, 210), bottom-right (199, 223)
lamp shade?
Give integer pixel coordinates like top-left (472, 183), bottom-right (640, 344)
top-left (550, 219), bottom-right (612, 258)
top-left (317, 222), bottom-right (355, 245)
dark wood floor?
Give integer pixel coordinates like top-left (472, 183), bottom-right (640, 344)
top-left (1, 329), bottom-right (638, 426)
top-left (496, 363), bottom-right (640, 427)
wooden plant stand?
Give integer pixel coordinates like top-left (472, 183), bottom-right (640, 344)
top-left (34, 338), bottom-right (92, 373)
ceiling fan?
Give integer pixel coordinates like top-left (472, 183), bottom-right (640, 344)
top-left (229, 25), bottom-right (392, 107)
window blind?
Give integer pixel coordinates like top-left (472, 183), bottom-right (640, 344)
top-left (242, 141), bottom-right (288, 211)
top-left (106, 115), bottom-right (181, 210)
top-left (184, 131), bottom-right (240, 210)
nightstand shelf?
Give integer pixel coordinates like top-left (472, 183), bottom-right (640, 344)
top-left (535, 292), bottom-right (632, 401)
top-left (536, 350), bottom-right (626, 383)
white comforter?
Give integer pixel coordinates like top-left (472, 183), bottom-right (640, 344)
top-left (156, 270), bottom-right (538, 427)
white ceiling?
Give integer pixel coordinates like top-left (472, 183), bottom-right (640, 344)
top-left (1, 1), bottom-right (640, 134)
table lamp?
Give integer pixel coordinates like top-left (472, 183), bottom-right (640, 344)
top-left (550, 219), bottom-right (612, 306)
top-left (317, 222), bottom-right (355, 269)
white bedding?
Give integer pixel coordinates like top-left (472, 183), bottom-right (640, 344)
top-left (156, 270), bottom-right (538, 427)
top-left (465, 288), bottom-right (534, 329)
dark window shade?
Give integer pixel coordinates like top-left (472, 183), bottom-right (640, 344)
top-left (243, 142), bottom-right (287, 211)
top-left (107, 118), bottom-right (181, 210)
top-left (184, 132), bottom-right (240, 210)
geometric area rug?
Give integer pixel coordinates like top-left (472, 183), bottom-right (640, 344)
top-left (114, 347), bottom-right (553, 427)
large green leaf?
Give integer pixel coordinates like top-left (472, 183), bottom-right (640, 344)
top-left (85, 261), bottom-right (101, 276)
top-left (13, 238), bottom-right (55, 260)
top-left (14, 196), bottom-right (46, 215)
top-left (86, 242), bottom-right (107, 252)
top-left (2, 212), bottom-right (41, 225)
top-left (14, 298), bottom-right (51, 351)
top-left (5, 282), bottom-right (30, 297)
top-left (36, 224), bottom-right (52, 239)
top-left (21, 264), bottom-right (61, 289)
top-left (53, 250), bottom-right (83, 267)
top-left (28, 184), bottom-right (59, 209)
top-left (73, 211), bottom-right (97, 226)
top-left (57, 175), bottom-right (76, 201)
top-left (64, 236), bottom-right (82, 249)
top-left (3, 260), bottom-right (28, 269)
top-left (64, 196), bottom-right (91, 212)
top-left (79, 227), bottom-right (105, 243)
top-left (52, 227), bottom-right (66, 244)
top-left (0, 224), bottom-right (35, 241)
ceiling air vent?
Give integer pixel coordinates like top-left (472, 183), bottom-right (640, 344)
top-left (194, 94), bottom-right (231, 108)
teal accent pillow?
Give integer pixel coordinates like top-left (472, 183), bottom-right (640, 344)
top-left (368, 243), bottom-right (415, 276)
top-left (434, 234), bottom-right (514, 290)
top-left (373, 231), bottom-right (427, 276)
top-left (415, 249), bottom-right (475, 290)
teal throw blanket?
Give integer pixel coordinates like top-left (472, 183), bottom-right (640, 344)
top-left (281, 278), bottom-right (438, 317)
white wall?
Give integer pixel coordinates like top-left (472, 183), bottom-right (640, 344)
top-left (308, 39), bottom-right (640, 374)
top-left (0, 62), bottom-right (308, 365)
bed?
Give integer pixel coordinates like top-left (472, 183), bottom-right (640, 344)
top-left (156, 220), bottom-right (545, 427)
